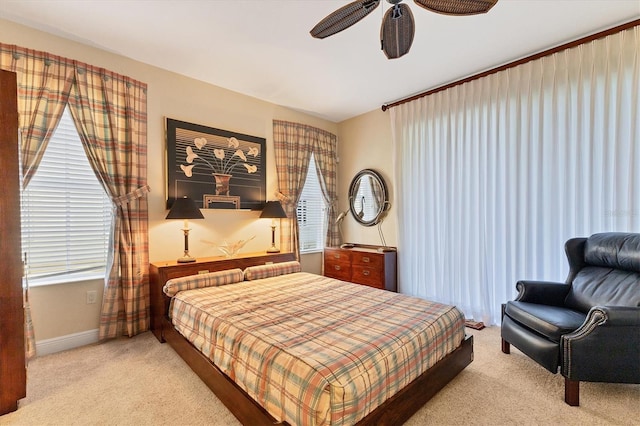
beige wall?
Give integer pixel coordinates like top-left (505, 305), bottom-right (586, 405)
top-left (1, 19), bottom-right (338, 342)
top-left (337, 109), bottom-right (397, 248)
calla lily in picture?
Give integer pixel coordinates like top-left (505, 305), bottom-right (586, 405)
top-left (228, 137), bottom-right (240, 149)
top-left (194, 137), bottom-right (207, 149)
top-left (181, 136), bottom-right (260, 177)
top-left (180, 164), bottom-right (195, 177)
top-left (185, 146), bottom-right (199, 163)
top-left (214, 149), bottom-right (225, 160)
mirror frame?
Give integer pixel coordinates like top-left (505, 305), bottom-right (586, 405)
top-left (348, 169), bottom-right (389, 227)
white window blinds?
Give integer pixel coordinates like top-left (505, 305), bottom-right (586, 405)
top-left (297, 153), bottom-right (327, 253)
top-left (21, 107), bottom-right (113, 285)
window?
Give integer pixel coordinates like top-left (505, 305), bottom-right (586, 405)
top-left (296, 153), bottom-right (327, 253)
top-left (352, 178), bottom-right (378, 220)
top-left (21, 107), bottom-right (113, 285)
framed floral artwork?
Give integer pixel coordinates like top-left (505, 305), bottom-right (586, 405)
top-left (166, 118), bottom-right (266, 210)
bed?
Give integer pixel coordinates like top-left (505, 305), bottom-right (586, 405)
top-left (151, 254), bottom-right (473, 425)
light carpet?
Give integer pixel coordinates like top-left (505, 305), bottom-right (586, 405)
top-left (1, 326), bottom-right (638, 425)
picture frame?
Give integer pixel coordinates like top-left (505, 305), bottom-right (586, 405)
top-left (166, 118), bottom-right (266, 210)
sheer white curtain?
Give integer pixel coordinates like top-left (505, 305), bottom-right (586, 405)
top-left (391, 26), bottom-right (639, 326)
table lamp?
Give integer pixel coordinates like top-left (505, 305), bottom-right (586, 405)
top-left (166, 196), bottom-right (204, 263)
top-left (260, 201), bottom-right (287, 253)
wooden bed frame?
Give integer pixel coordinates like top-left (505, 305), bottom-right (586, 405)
top-left (150, 252), bottom-right (474, 425)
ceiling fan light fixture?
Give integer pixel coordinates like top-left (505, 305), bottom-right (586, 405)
top-left (413, 0), bottom-right (498, 16)
top-left (390, 3), bottom-right (403, 19)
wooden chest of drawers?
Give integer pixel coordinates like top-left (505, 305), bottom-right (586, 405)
top-left (323, 245), bottom-right (397, 291)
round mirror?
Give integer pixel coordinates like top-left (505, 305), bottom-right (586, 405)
top-left (348, 169), bottom-right (389, 226)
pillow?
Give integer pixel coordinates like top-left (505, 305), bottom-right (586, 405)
top-left (243, 261), bottom-right (301, 281)
top-left (163, 268), bottom-right (244, 297)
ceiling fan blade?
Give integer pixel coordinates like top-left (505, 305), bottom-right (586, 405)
top-left (310, 0), bottom-right (381, 39)
top-left (381, 4), bottom-right (415, 59)
top-left (414, 0), bottom-right (498, 15)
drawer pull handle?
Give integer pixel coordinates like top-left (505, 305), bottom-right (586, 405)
top-left (334, 265), bottom-right (341, 271)
top-left (333, 254), bottom-right (340, 259)
top-left (363, 270), bottom-right (370, 276)
top-left (362, 257), bottom-right (370, 263)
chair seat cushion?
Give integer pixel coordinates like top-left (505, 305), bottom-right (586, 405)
top-left (505, 301), bottom-right (586, 342)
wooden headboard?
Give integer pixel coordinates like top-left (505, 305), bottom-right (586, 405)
top-left (149, 251), bottom-right (296, 342)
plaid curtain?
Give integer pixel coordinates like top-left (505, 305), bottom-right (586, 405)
top-left (22, 263), bottom-right (35, 360)
top-left (2, 43), bottom-right (150, 341)
top-left (68, 65), bottom-right (150, 339)
top-left (1, 44), bottom-right (76, 359)
top-left (272, 120), bottom-right (339, 256)
top-left (308, 128), bottom-right (339, 247)
top-left (0, 44), bottom-right (75, 187)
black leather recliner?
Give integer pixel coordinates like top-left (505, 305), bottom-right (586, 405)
top-left (501, 232), bottom-right (640, 406)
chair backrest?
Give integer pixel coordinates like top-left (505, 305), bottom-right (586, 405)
top-left (565, 233), bottom-right (640, 312)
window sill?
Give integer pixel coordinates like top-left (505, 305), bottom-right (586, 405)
top-left (27, 273), bottom-right (105, 287)
top-left (300, 249), bottom-right (324, 255)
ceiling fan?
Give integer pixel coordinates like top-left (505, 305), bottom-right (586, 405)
top-left (310, 0), bottom-right (498, 59)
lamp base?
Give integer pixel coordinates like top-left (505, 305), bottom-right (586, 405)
top-left (178, 229), bottom-right (197, 263)
top-left (266, 223), bottom-right (281, 253)
top-left (177, 255), bottom-right (196, 263)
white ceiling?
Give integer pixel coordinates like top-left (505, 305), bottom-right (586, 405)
top-left (1, 1), bottom-right (638, 122)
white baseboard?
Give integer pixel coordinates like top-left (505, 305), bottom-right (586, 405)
top-left (35, 329), bottom-right (100, 356)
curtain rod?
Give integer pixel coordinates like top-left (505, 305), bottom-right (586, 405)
top-left (381, 18), bottom-right (640, 112)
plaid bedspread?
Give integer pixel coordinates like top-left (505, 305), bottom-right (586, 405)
top-left (171, 272), bottom-right (465, 426)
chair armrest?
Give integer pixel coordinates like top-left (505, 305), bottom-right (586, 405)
top-left (565, 306), bottom-right (640, 337)
top-left (515, 280), bottom-right (570, 305)
top-left (593, 306), bottom-right (640, 326)
top-left (561, 306), bottom-right (640, 382)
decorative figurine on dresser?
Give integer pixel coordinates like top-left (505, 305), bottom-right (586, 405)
top-left (327, 169), bottom-right (397, 292)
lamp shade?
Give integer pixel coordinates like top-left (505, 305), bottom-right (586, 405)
top-left (259, 201), bottom-right (287, 219)
top-left (166, 196), bottom-right (204, 220)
